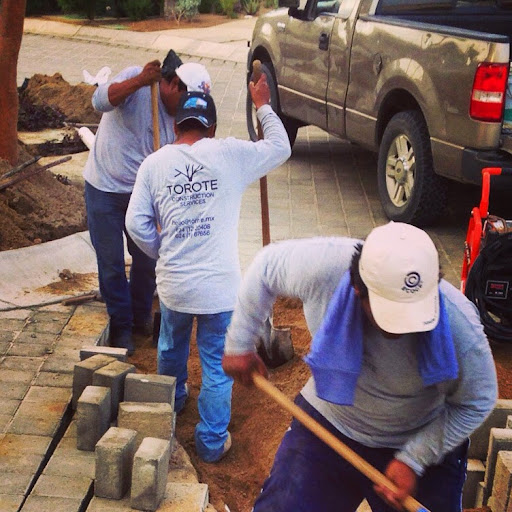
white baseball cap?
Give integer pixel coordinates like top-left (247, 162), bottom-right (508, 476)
top-left (359, 222), bottom-right (440, 334)
top-left (176, 63), bottom-right (212, 95)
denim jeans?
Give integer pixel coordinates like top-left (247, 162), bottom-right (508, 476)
top-left (85, 181), bottom-right (156, 336)
top-left (253, 394), bottom-right (468, 512)
top-left (157, 302), bottom-right (233, 462)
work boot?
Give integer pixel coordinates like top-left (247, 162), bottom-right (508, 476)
top-left (110, 329), bottom-right (135, 356)
top-left (133, 316), bottom-right (154, 337)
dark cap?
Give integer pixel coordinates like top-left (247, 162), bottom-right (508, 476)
top-left (161, 49), bottom-right (183, 79)
top-left (176, 91), bottom-right (217, 128)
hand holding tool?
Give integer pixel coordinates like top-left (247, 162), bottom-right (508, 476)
top-left (251, 372), bottom-right (430, 512)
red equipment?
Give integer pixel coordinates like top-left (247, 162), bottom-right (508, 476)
top-left (461, 167), bottom-right (512, 342)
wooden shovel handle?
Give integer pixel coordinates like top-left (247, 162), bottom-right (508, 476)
top-left (251, 60), bottom-right (270, 246)
top-left (151, 81), bottom-right (160, 151)
top-left (251, 373), bottom-right (430, 512)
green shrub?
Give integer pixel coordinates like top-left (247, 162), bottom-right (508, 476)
top-left (56, 0), bottom-right (110, 19)
top-left (264, 0), bottom-right (277, 7)
top-left (173, 0), bottom-right (201, 21)
top-left (219, 0), bottom-right (237, 16)
top-left (243, 0), bottom-right (259, 14)
top-left (122, 0), bottom-right (153, 19)
top-left (198, 0), bottom-right (222, 13)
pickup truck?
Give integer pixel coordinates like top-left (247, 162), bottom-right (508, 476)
top-left (246, 0), bottom-right (512, 225)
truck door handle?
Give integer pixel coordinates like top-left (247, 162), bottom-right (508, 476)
top-left (319, 33), bottom-right (329, 51)
top-left (277, 22), bottom-right (286, 32)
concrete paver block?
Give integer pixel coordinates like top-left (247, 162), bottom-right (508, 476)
top-left (31, 474), bottom-right (93, 500)
top-left (485, 428), bottom-right (512, 499)
top-left (0, 494), bottom-right (24, 512)
top-left (92, 361), bottom-right (135, 420)
top-left (72, 354), bottom-right (116, 409)
top-left (159, 482), bottom-right (209, 512)
top-left (463, 458), bottom-right (486, 509)
top-left (76, 385), bottom-right (111, 451)
top-left (490, 451), bottom-right (512, 512)
top-left (95, 427), bottom-right (137, 500)
top-left (124, 373), bottom-right (176, 410)
top-left (476, 480), bottom-right (488, 507)
top-left (118, 402), bottom-right (173, 450)
top-left (80, 346), bottom-right (128, 362)
top-left (21, 495), bottom-right (85, 511)
top-left (470, 400), bottom-right (512, 460)
top-left (131, 437), bottom-right (171, 512)
top-left (44, 452), bottom-right (95, 479)
top-left (7, 399), bottom-right (68, 437)
top-left (0, 472), bottom-right (35, 496)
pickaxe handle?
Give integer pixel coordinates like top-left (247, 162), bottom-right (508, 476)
top-left (151, 81), bottom-right (160, 151)
top-left (251, 60), bottom-right (270, 247)
top-left (252, 372), bottom-right (430, 512)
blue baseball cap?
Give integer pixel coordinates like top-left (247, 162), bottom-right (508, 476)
top-left (176, 91), bottom-right (217, 128)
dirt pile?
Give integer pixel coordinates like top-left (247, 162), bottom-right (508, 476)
top-left (0, 73), bottom-right (94, 251)
top-left (19, 73), bottom-right (101, 127)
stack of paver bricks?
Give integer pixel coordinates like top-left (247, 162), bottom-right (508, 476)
top-left (464, 399), bottom-right (512, 510)
top-left (0, 299), bottom-right (216, 512)
top-left (71, 349), bottom-right (213, 511)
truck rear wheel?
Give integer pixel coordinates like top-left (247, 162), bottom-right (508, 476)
top-left (246, 62), bottom-right (299, 147)
top-left (377, 110), bottom-right (446, 227)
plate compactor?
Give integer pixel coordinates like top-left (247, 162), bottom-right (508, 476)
top-left (461, 167), bottom-right (512, 342)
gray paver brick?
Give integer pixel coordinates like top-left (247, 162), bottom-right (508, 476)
top-left (8, 399), bottom-right (68, 436)
top-left (0, 494), bottom-right (24, 512)
top-left (0, 472), bottom-right (35, 495)
top-left (21, 495), bottom-right (85, 512)
top-left (32, 474), bottom-right (93, 499)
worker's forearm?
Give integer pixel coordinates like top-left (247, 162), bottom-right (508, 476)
top-left (107, 75), bottom-right (147, 107)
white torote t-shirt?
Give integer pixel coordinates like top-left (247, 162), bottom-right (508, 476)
top-left (126, 104), bottom-right (291, 314)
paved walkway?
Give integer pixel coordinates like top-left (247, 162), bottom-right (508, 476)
top-left (1, 14), bottom-right (477, 511)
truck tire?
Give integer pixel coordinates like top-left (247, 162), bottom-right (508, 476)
top-left (246, 61), bottom-right (299, 147)
top-left (377, 110), bottom-right (446, 227)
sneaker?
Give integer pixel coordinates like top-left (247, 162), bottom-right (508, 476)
top-left (133, 316), bottom-right (154, 337)
top-left (175, 383), bottom-right (190, 415)
top-left (217, 431), bottom-right (232, 461)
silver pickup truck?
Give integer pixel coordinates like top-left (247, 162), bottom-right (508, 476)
top-left (246, 0), bottom-right (512, 225)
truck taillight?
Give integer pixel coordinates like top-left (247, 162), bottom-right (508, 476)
top-left (470, 63), bottom-right (509, 122)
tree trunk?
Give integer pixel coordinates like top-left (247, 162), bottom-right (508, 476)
top-left (0, 0), bottom-right (27, 165)
top-left (163, 0), bottom-right (175, 19)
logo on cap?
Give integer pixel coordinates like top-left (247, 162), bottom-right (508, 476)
top-left (402, 272), bottom-right (422, 293)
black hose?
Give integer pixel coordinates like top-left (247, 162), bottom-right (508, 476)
top-left (465, 232), bottom-right (512, 343)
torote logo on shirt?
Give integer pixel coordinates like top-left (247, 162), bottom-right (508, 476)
top-left (166, 164), bottom-right (218, 195)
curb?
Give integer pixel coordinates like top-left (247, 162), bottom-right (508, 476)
top-left (23, 17), bottom-right (251, 64)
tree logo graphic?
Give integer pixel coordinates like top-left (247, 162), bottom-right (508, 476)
top-left (174, 164), bottom-right (204, 182)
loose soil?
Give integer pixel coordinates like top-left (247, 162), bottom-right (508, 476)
top-left (3, 59), bottom-right (511, 512)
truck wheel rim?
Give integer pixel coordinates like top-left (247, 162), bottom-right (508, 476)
top-left (385, 134), bottom-right (415, 207)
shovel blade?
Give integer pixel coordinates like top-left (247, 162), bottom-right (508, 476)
top-left (257, 317), bottom-right (294, 369)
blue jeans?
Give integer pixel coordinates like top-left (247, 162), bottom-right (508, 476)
top-left (85, 181), bottom-right (156, 336)
top-left (253, 394), bottom-right (468, 512)
top-left (157, 302), bottom-right (233, 462)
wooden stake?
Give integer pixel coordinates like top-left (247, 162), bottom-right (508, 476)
top-left (151, 82), bottom-right (160, 151)
top-left (251, 60), bottom-right (271, 247)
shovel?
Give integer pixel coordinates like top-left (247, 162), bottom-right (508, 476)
top-left (252, 372), bottom-right (430, 512)
top-left (251, 60), bottom-right (294, 368)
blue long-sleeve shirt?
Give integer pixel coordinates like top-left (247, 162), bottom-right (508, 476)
top-left (224, 237), bottom-right (498, 475)
top-left (83, 66), bottom-right (176, 193)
